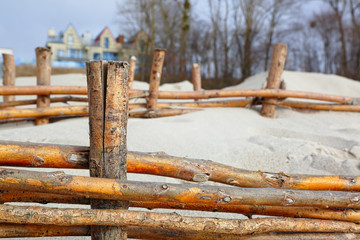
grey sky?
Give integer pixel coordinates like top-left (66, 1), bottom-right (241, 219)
top-left (0, 0), bottom-right (321, 63)
top-left (0, 0), bottom-right (120, 62)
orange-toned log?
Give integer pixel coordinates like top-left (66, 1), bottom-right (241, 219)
top-left (2, 54), bottom-right (16, 102)
top-left (260, 44), bottom-right (287, 118)
top-left (278, 100), bottom-right (360, 112)
top-left (2, 141), bottom-right (360, 192)
top-left (128, 56), bottom-right (137, 89)
top-left (0, 105), bottom-right (88, 120)
top-left (147, 49), bottom-right (166, 109)
top-left (155, 89), bottom-right (358, 104)
top-left (35, 47), bottom-right (52, 125)
top-left (129, 108), bottom-right (200, 118)
top-left (2, 205), bottom-right (360, 235)
top-left (0, 224), bottom-right (357, 240)
top-left (4, 190), bottom-right (360, 223)
top-left (1, 168), bottom-right (360, 209)
top-left (130, 99), bottom-right (251, 110)
top-left (0, 96), bottom-right (88, 108)
top-left (0, 86), bottom-right (146, 97)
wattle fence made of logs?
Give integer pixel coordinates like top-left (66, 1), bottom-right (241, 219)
top-left (0, 44), bottom-right (359, 239)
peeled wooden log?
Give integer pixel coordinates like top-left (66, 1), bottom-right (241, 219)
top-left (1, 141), bottom-right (360, 192)
top-left (155, 89), bottom-right (358, 104)
top-left (0, 86), bottom-right (146, 98)
top-left (128, 56), bottom-right (136, 89)
top-left (129, 108), bottom-right (200, 118)
top-left (1, 168), bottom-right (360, 209)
top-left (2, 54), bottom-right (16, 102)
top-left (147, 49), bottom-right (166, 109)
top-left (0, 96), bottom-right (88, 108)
top-left (261, 44), bottom-right (287, 118)
top-left (0, 224), bottom-right (357, 240)
top-left (2, 204), bottom-right (360, 235)
top-left (0, 105), bottom-right (88, 120)
top-left (277, 100), bottom-right (360, 112)
top-left (130, 99), bottom-right (252, 110)
top-left (87, 60), bottom-right (130, 239)
top-left (4, 190), bottom-right (360, 223)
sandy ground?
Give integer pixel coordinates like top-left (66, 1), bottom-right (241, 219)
top-left (1, 71), bottom-right (360, 239)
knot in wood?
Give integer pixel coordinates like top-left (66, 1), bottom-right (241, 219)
top-left (261, 171), bottom-right (290, 188)
top-left (283, 195), bottom-right (295, 206)
top-left (161, 184), bottom-right (168, 190)
top-left (222, 196), bottom-right (232, 203)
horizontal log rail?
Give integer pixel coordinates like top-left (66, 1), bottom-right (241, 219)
top-left (0, 96), bottom-right (88, 108)
top-left (0, 224), bottom-right (358, 240)
top-left (0, 86), bottom-right (358, 105)
top-left (1, 168), bottom-right (360, 209)
top-left (3, 190), bottom-right (360, 223)
top-left (1, 141), bottom-right (360, 192)
top-left (2, 204), bottom-right (360, 235)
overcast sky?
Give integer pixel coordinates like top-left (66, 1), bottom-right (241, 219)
top-left (0, 0), bottom-right (320, 63)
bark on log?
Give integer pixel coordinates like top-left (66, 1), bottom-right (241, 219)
top-left (1, 204), bottom-right (360, 235)
top-left (1, 168), bottom-right (360, 209)
top-left (2, 54), bottom-right (16, 102)
top-left (147, 49), bottom-right (166, 109)
top-left (0, 96), bottom-right (88, 108)
top-left (260, 44), bottom-right (287, 118)
top-left (128, 56), bottom-right (136, 89)
top-left (35, 47), bottom-right (51, 125)
top-left (130, 108), bottom-right (200, 118)
top-left (2, 141), bottom-right (360, 192)
top-left (4, 190), bottom-right (360, 223)
top-left (0, 105), bottom-right (88, 120)
top-left (154, 89), bottom-right (358, 104)
top-left (0, 223), bottom-right (358, 240)
top-left (87, 61), bottom-right (129, 239)
top-left (192, 63), bottom-right (202, 102)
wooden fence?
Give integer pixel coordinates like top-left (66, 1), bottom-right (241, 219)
top-left (0, 44), bottom-right (359, 239)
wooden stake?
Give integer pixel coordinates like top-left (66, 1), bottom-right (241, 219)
top-left (147, 49), bottom-right (166, 109)
top-left (35, 47), bottom-right (51, 125)
top-left (128, 56), bottom-right (136, 89)
top-left (260, 44), bottom-right (287, 118)
top-left (2, 54), bottom-right (16, 102)
top-left (192, 63), bottom-right (202, 101)
top-left (86, 61), bottom-right (129, 240)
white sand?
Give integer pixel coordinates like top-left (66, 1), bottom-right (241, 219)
top-left (1, 71), bottom-right (360, 239)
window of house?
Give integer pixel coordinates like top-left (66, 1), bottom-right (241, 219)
top-left (93, 53), bottom-right (101, 60)
top-left (57, 50), bottom-right (64, 58)
top-left (104, 38), bottom-right (109, 49)
top-left (68, 34), bottom-right (73, 46)
top-left (103, 52), bottom-right (118, 61)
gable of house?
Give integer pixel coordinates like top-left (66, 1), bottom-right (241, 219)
top-left (63, 24), bottom-right (82, 49)
top-left (94, 27), bottom-right (119, 51)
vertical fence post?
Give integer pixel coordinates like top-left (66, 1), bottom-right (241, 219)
top-left (147, 49), bottom-right (166, 110)
top-left (2, 54), bottom-right (16, 102)
top-left (260, 44), bottom-right (287, 118)
top-left (128, 56), bottom-right (137, 89)
top-left (87, 61), bottom-right (129, 240)
top-left (35, 47), bottom-right (51, 125)
top-left (192, 63), bottom-right (201, 101)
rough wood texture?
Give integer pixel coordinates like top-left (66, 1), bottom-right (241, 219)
top-left (128, 56), bottom-right (136, 89)
top-left (260, 44), bottom-right (287, 118)
top-left (0, 96), bottom-right (88, 108)
top-left (130, 108), bottom-right (200, 118)
top-left (2, 54), bottom-right (16, 102)
top-left (147, 49), bottom-right (166, 109)
top-left (0, 105), bottom-right (88, 120)
top-left (192, 63), bottom-right (202, 94)
top-left (4, 190), bottom-right (360, 223)
top-left (87, 61), bottom-right (129, 240)
top-left (35, 47), bottom-right (51, 125)
top-left (2, 141), bottom-right (360, 192)
top-left (0, 224), bottom-right (358, 240)
top-left (1, 205), bottom-right (360, 235)
top-left (1, 168), bottom-right (360, 209)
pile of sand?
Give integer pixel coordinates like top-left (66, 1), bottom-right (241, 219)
top-left (1, 71), bottom-right (360, 239)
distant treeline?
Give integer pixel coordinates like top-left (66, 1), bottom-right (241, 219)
top-left (117, 0), bottom-right (360, 88)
